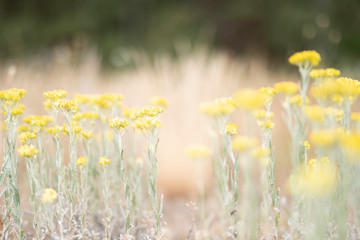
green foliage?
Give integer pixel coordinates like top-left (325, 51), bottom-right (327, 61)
top-left (0, 0), bottom-right (359, 66)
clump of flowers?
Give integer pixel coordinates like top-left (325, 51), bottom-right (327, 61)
top-left (42, 188), bottom-right (57, 203)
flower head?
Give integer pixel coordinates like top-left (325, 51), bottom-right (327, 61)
top-left (225, 122), bottom-right (238, 135)
top-left (309, 68), bottom-right (340, 79)
top-left (10, 104), bottom-right (25, 115)
top-left (23, 115), bottom-right (54, 128)
top-left (274, 81), bottom-right (299, 95)
top-left (199, 97), bottom-right (238, 116)
top-left (44, 90), bottom-right (68, 101)
top-left (185, 144), bottom-right (212, 159)
top-left (81, 131), bottom-right (93, 139)
top-left (0, 88), bottom-right (26, 107)
top-left (17, 144), bottom-right (39, 157)
top-left (53, 99), bottom-right (79, 114)
top-left (46, 126), bottom-right (63, 136)
top-left (42, 188), bottom-right (57, 203)
top-left (109, 117), bottom-right (129, 129)
top-left (232, 136), bottom-right (258, 152)
top-left (233, 89), bottom-right (266, 110)
top-left (288, 50), bottom-right (321, 67)
top-left (150, 96), bottom-right (169, 107)
top-left (18, 132), bottom-right (37, 144)
top-left (132, 117), bottom-right (161, 132)
top-left (99, 157), bottom-right (111, 165)
top-left (76, 157), bottom-right (87, 166)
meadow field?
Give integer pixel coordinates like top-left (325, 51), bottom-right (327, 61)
top-left (1, 48), bottom-right (360, 239)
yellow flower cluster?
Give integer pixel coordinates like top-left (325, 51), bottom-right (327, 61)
top-left (92, 93), bottom-right (124, 109)
top-left (199, 97), bottom-right (238, 116)
top-left (44, 90), bottom-right (68, 101)
top-left (18, 132), bottom-right (37, 144)
top-left (42, 188), bottom-right (57, 203)
top-left (142, 106), bottom-right (164, 117)
top-left (74, 94), bottom-right (93, 105)
top-left (150, 96), bottom-right (169, 107)
top-left (309, 68), bottom-right (341, 79)
top-left (253, 109), bottom-right (274, 120)
top-left (252, 147), bottom-right (271, 159)
top-left (109, 117), bottom-right (129, 129)
top-left (289, 94), bottom-right (310, 106)
top-left (232, 136), bottom-right (258, 152)
top-left (17, 124), bottom-right (30, 132)
top-left (260, 87), bottom-right (278, 97)
top-left (274, 81), bottom-right (299, 95)
top-left (351, 112), bottom-right (360, 122)
top-left (23, 115), bottom-right (54, 127)
top-left (303, 140), bottom-right (311, 150)
top-left (341, 132), bottom-right (360, 159)
top-left (288, 50), bottom-right (321, 67)
top-left (99, 157), bottom-right (111, 165)
top-left (311, 77), bottom-right (360, 103)
top-left (76, 157), bottom-right (87, 166)
top-left (0, 88), bottom-right (26, 107)
top-left (233, 89), bottom-right (265, 110)
top-left (46, 125), bottom-right (63, 135)
top-left (289, 161), bottom-right (337, 197)
top-left (185, 144), bottom-right (212, 158)
top-left (259, 120), bottom-right (275, 129)
top-left (132, 117), bottom-right (161, 131)
top-left (122, 106), bottom-right (164, 120)
top-left (17, 144), bottom-right (39, 157)
top-left (72, 112), bottom-right (99, 121)
top-left (62, 124), bottom-right (82, 135)
top-left (81, 131), bottom-right (93, 139)
top-left (304, 105), bottom-right (344, 123)
top-left (10, 104), bottom-right (25, 115)
top-left (225, 122), bottom-right (238, 135)
top-left (53, 99), bottom-right (79, 114)
top-left (309, 128), bottom-right (343, 147)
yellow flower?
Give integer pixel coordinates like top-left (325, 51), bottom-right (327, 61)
top-left (288, 50), bottom-right (321, 67)
top-left (304, 105), bottom-right (325, 123)
top-left (185, 145), bottom-right (212, 158)
top-left (311, 78), bottom-right (360, 102)
top-left (199, 97), bottom-right (238, 116)
top-left (141, 106), bottom-right (164, 117)
top-left (17, 124), bottom-right (30, 132)
top-left (253, 109), bottom-right (274, 120)
top-left (122, 106), bottom-right (144, 120)
top-left (289, 94), bottom-right (310, 106)
top-left (289, 161), bottom-right (337, 197)
top-left (232, 136), bottom-right (258, 152)
top-left (132, 117), bottom-right (161, 132)
top-left (53, 99), bottom-right (79, 113)
top-left (303, 140), bottom-right (310, 150)
top-left (10, 104), bottom-right (25, 115)
top-left (309, 68), bottom-right (340, 79)
top-left (309, 128), bottom-right (342, 147)
top-left (252, 146), bottom-right (271, 158)
top-left (76, 157), bottom-right (87, 166)
top-left (341, 132), bottom-right (360, 158)
top-left (42, 188), bottom-right (57, 203)
top-left (72, 112), bottom-right (99, 121)
top-left (0, 88), bottom-right (26, 107)
top-left (109, 117), bottom-right (129, 129)
top-left (43, 90), bottom-right (68, 101)
top-left (351, 112), bottom-right (360, 122)
top-left (46, 126), bottom-right (63, 135)
top-left (62, 124), bottom-right (82, 135)
top-left (233, 89), bottom-right (266, 110)
top-left (150, 96), bottom-right (169, 107)
top-left (99, 157), bottom-right (111, 165)
top-left (274, 81), bottom-right (299, 95)
top-left (92, 93), bottom-right (124, 109)
top-left (18, 132), bottom-right (37, 144)
top-left (259, 120), bottom-right (275, 129)
top-left (23, 115), bottom-right (54, 127)
top-left (225, 122), bottom-right (238, 135)
top-left (81, 131), bottom-right (93, 139)
top-left (17, 144), bottom-right (39, 157)
top-left (260, 87), bottom-right (278, 97)
top-left (74, 94), bottom-right (93, 105)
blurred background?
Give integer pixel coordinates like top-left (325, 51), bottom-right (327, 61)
top-left (1, 0), bottom-right (360, 69)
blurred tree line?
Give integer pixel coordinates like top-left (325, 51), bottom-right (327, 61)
top-left (1, 0), bottom-right (359, 67)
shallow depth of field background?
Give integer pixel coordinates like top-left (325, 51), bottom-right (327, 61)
top-left (1, 0), bottom-right (360, 238)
